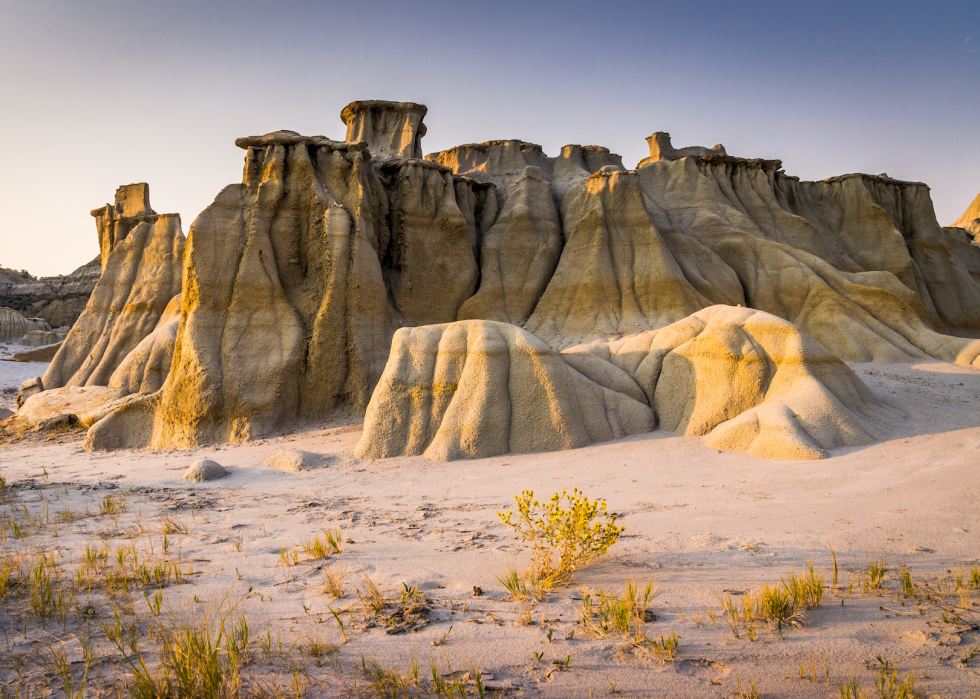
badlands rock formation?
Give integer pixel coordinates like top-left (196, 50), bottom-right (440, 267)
top-left (951, 190), bottom-right (980, 239)
top-left (357, 308), bottom-right (900, 461)
top-left (14, 98), bottom-right (979, 461)
top-left (0, 307), bottom-right (51, 343)
top-left (356, 321), bottom-right (654, 461)
top-left (0, 258), bottom-right (100, 328)
top-left (42, 185), bottom-right (184, 390)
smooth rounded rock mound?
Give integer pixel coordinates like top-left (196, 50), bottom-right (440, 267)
top-left (263, 449), bottom-right (322, 473)
top-left (183, 459), bottom-right (228, 482)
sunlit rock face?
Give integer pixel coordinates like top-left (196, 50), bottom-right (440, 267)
top-left (42, 184), bottom-right (184, 392)
top-left (72, 99), bottom-right (980, 459)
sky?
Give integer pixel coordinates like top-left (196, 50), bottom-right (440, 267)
top-left (1, 0), bottom-right (978, 276)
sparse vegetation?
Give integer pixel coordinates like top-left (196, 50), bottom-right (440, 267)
top-left (579, 578), bottom-right (656, 642)
top-left (359, 573), bottom-right (388, 614)
top-left (861, 557), bottom-right (888, 593)
top-left (322, 561), bottom-right (349, 598)
top-left (649, 630), bottom-right (679, 662)
top-left (498, 488), bottom-right (623, 585)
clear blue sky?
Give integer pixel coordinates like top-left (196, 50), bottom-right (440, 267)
top-left (1, 0), bottom-right (977, 276)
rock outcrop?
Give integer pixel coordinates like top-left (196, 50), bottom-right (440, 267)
top-left (92, 183), bottom-right (155, 270)
top-left (0, 258), bottom-right (100, 328)
top-left (78, 99), bottom-right (980, 459)
top-left (637, 132), bottom-right (727, 166)
top-left (0, 307), bottom-right (51, 343)
top-left (951, 190), bottom-right (980, 240)
top-left (359, 308), bottom-right (900, 461)
top-left (6, 385), bottom-right (128, 432)
top-left (88, 131), bottom-right (399, 450)
top-left (342, 101), bottom-right (427, 160)
top-left (356, 320), bottom-right (654, 461)
top-left (42, 186), bottom-right (184, 389)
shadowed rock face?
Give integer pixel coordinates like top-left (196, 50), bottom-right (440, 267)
top-left (0, 307), bottom-right (51, 343)
top-left (74, 99), bottom-right (980, 458)
top-left (0, 258), bottom-right (100, 328)
top-left (341, 100), bottom-right (427, 160)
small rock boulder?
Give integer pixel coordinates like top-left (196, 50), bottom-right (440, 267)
top-left (263, 449), bottom-right (325, 473)
top-left (17, 377), bottom-right (43, 409)
top-left (183, 459), bottom-right (228, 482)
top-left (0, 408), bottom-right (14, 421)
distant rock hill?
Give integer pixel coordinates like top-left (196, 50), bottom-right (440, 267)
top-left (0, 257), bottom-right (100, 328)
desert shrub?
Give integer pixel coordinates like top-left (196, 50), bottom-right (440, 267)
top-left (498, 489), bottom-right (623, 585)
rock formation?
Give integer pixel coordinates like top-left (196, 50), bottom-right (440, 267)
top-left (358, 308), bottom-right (901, 460)
top-left (0, 258), bottom-right (100, 328)
top-left (42, 185), bottom-right (184, 389)
top-left (0, 307), bottom-right (51, 343)
top-left (637, 132), bottom-right (727, 166)
top-left (87, 132), bottom-right (398, 450)
top-left (356, 320), bottom-right (654, 461)
top-left (951, 190), bottom-right (980, 240)
top-left (47, 98), bottom-right (980, 461)
top-left (342, 101), bottom-right (427, 160)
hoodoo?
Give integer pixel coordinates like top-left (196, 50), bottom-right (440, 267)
top-left (6, 99), bottom-right (976, 462)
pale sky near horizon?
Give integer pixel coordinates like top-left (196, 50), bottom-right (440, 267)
top-left (1, 0), bottom-right (978, 276)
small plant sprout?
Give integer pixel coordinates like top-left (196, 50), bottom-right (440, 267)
top-left (159, 514), bottom-right (187, 534)
top-left (649, 631), bottom-right (680, 662)
top-left (323, 527), bottom-right (345, 555)
top-left (862, 557), bottom-right (888, 592)
top-left (899, 565), bottom-right (914, 598)
top-left (278, 547), bottom-right (300, 567)
top-left (736, 673), bottom-right (760, 699)
top-left (497, 566), bottom-right (530, 601)
top-left (323, 561), bottom-right (349, 598)
top-left (359, 573), bottom-right (387, 614)
top-left (579, 577), bottom-right (657, 642)
top-left (498, 488), bottom-right (624, 585)
top-left (326, 605), bottom-right (348, 644)
top-left (301, 531), bottom-right (332, 560)
top-left (431, 625), bottom-right (452, 647)
top-left (532, 651), bottom-right (544, 663)
top-left (400, 582), bottom-right (423, 605)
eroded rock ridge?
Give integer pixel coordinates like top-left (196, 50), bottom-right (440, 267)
top-left (9, 100), bottom-right (980, 461)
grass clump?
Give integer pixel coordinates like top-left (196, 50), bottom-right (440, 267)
top-left (861, 557), bottom-right (888, 593)
top-left (110, 606), bottom-right (249, 699)
top-left (649, 630), bottom-right (679, 662)
top-left (358, 573), bottom-right (388, 614)
top-left (498, 488), bottom-right (623, 586)
top-left (322, 561), bottom-right (349, 598)
top-left (579, 578), bottom-right (656, 642)
top-left (781, 558), bottom-right (824, 609)
top-left (720, 570), bottom-right (813, 641)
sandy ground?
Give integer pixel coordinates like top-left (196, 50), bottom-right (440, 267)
top-left (0, 342), bottom-right (47, 412)
top-left (1, 360), bottom-right (979, 697)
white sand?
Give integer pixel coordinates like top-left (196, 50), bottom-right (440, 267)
top-left (1, 361), bottom-right (979, 696)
